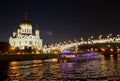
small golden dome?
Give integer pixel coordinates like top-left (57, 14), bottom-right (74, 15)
top-left (18, 27), bottom-right (21, 30)
top-left (35, 25), bottom-right (39, 31)
top-left (13, 27), bottom-right (17, 32)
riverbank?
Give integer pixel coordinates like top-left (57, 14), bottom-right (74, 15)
top-left (0, 54), bottom-right (60, 61)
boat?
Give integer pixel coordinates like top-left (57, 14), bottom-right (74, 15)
top-left (58, 51), bottom-right (101, 62)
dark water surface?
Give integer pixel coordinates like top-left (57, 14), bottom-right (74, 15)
top-left (0, 54), bottom-right (120, 81)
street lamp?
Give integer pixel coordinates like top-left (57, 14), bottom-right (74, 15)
top-left (74, 39), bottom-right (77, 42)
top-left (98, 35), bottom-right (102, 39)
top-left (69, 40), bottom-right (71, 43)
top-left (117, 34), bottom-right (120, 37)
top-left (109, 34), bottom-right (112, 37)
top-left (80, 37), bottom-right (83, 41)
top-left (107, 35), bottom-right (110, 38)
top-left (90, 36), bottom-right (93, 39)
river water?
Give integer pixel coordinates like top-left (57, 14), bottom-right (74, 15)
top-left (0, 54), bottom-right (120, 81)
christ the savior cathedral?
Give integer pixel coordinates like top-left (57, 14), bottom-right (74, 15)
top-left (9, 16), bottom-right (42, 50)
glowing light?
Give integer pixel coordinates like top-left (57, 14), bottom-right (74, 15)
top-left (10, 46), bottom-right (16, 50)
top-left (110, 48), bottom-right (113, 52)
top-left (9, 17), bottom-right (42, 51)
top-left (51, 58), bottom-right (58, 62)
top-left (44, 34), bottom-right (120, 53)
top-left (101, 48), bottom-right (105, 52)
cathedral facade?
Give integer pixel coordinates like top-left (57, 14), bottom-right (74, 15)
top-left (9, 16), bottom-right (42, 50)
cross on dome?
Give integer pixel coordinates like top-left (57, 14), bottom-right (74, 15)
top-left (19, 13), bottom-right (32, 25)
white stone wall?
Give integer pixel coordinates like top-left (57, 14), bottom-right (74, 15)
top-left (9, 35), bottom-right (42, 50)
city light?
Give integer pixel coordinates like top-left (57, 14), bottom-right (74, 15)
top-left (43, 34), bottom-right (120, 54)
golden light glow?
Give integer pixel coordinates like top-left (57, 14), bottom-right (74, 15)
top-left (91, 48), bottom-right (93, 51)
top-left (8, 61), bottom-right (20, 80)
top-left (101, 48), bottom-right (105, 52)
top-left (10, 46), bottom-right (16, 50)
top-left (110, 54), bottom-right (114, 62)
top-left (101, 55), bottom-right (105, 61)
top-left (95, 48), bottom-right (97, 51)
top-left (9, 61), bottom-right (18, 67)
top-left (51, 58), bottom-right (58, 62)
top-left (110, 48), bottom-right (113, 52)
top-left (118, 54), bottom-right (120, 61)
top-left (117, 48), bottom-right (120, 52)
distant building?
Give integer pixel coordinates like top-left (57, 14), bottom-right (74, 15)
top-left (9, 16), bottom-right (42, 50)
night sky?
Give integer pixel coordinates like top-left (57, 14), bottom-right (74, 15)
top-left (0, 0), bottom-right (120, 44)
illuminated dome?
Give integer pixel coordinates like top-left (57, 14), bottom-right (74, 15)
top-left (35, 26), bottom-right (39, 31)
top-left (19, 16), bottom-right (32, 29)
top-left (13, 27), bottom-right (17, 32)
top-left (19, 17), bottom-right (32, 25)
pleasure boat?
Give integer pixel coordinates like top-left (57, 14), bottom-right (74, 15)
top-left (59, 51), bottom-right (101, 62)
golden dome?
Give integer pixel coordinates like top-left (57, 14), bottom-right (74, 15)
top-left (19, 17), bottom-right (32, 25)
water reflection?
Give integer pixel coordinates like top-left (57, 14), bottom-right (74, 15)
top-left (8, 61), bottom-right (20, 81)
top-left (7, 59), bottom-right (61, 81)
top-left (117, 54), bottom-right (120, 61)
top-left (4, 55), bottom-right (120, 81)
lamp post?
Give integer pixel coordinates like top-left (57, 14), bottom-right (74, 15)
top-left (80, 37), bottom-right (84, 41)
top-left (90, 36), bottom-right (93, 39)
top-left (117, 34), bottom-right (120, 37)
top-left (98, 35), bottom-right (102, 39)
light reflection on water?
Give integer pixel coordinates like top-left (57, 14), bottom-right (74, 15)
top-left (5, 54), bottom-right (120, 81)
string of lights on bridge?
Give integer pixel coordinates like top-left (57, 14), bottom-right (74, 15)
top-left (44, 34), bottom-right (120, 52)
